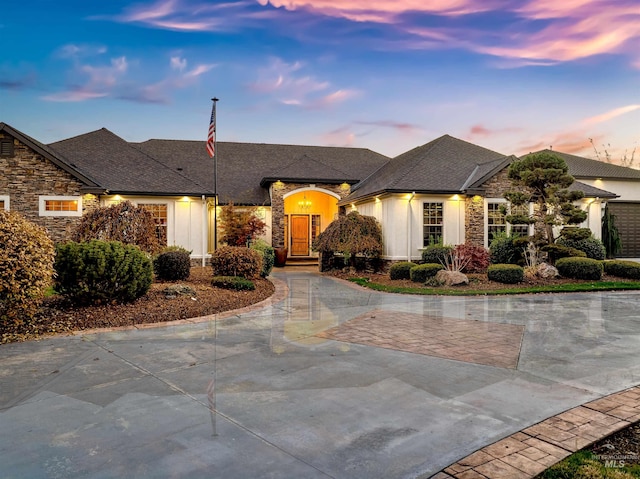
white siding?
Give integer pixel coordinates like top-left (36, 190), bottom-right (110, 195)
top-left (579, 179), bottom-right (640, 201)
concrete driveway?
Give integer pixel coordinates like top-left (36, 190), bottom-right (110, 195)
top-left (1, 268), bottom-right (640, 478)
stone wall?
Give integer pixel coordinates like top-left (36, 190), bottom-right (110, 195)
top-left (465, 167), bottom-right (513, 246)
top-left (0, 132), bottom-right (99, 243)
top-left (270, 182), bottom-right (349, 249)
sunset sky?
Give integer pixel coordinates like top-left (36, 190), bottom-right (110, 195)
top-left (2, 0), bottom-right (639, 162)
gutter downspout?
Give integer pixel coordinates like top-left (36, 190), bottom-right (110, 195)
top-left (202, 195), bottom-right (207, 267)
top-left (407, 192), bottom-right (415, 261)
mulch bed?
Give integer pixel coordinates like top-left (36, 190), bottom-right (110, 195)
top-left (1, 267), bottom-right (274, 344)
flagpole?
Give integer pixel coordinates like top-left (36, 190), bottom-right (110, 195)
top-left (212, 97), bottom-right (219, 251)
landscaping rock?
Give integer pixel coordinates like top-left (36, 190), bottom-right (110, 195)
top-left (537, 263), bottom-right (559, 279)
top-left (435, 270), bottom-right (469, 286)
top-left (162, 284), bottom-right (197, 298)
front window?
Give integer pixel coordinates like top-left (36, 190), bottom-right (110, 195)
top-left (139, 203), bottom-right (168, 245)
top-left (423, 202), bottom-right (443, 246)
top-left (311, 215), bottom-right (321, 244)
top-left (510, 203), bottom-right (531, 237)
top-left (39, 196), bottom-right (82, 217)
top-left (487, 202), bottom-right (507, 243)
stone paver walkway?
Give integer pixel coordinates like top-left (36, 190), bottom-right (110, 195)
top-left (434, 385), bottom-right (640, 478)
top-left (317, 309), bottom-right (525, 369)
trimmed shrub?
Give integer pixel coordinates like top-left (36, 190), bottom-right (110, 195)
top-left (556, 257), bottom-right (603, 280)
top-left (603, 260), bottom-right (640, 280)
top-left (541, 244), bottom-right (586, 264)
top-left (489, 235), bottom-right (521, 265)
top-left (487, 264), bottom-right (524, 284)
top-left (212, 276), bottom-right (255, 291)
top-left (251, 239), bottom-right (275, 277)
top-left (410, 263), bottom-right (444, 283)
top-left (421, 244), bottom-right (453, 265)
top-left (559, 227), bottom-right (592, 241)
top-left (55, 240), bottom-right (153, 305)
top-left (153, 250), bottom-right (191, 281)
top-left (72, 201), bottom-right (162, 254)
top-left (389, 261), bottom-right (417, 280)
top-left (211, 246), bottom-right (263, 279)
top-left (453, 244), bottom-right (491, 273)
top-left (0, 211), bottom-right (55, 328)
top-left (556, 236), bottom-right (606, 261)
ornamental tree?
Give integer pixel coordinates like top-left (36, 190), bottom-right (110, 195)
top-left (218, 202), bottom-right (267, 246)
top-left (503, 152), bottom-right (586, 245)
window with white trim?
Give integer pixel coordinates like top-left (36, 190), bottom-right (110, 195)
top-left (423, 202), bottom-right (443, 246)
top-left (486, 200), bottom-right (532, 245)
top-left (39, 196), bottom-right (82, 217)
top-left (139, 203), bottom-right (168, 245)
top-left (0, 195), bottom-right (9, 211)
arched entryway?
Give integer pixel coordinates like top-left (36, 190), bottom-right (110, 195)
top-left (283, 188), bottom-right (340, 257)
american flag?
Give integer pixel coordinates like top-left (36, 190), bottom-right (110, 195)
top-left (206, 102), bottom-right (216, 158)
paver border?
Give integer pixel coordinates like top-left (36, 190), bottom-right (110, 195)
top-left (432, 385), bottom-right (640, 478)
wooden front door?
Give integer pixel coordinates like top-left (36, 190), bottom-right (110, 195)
top-left (291, 215), bottom-right (309, 256)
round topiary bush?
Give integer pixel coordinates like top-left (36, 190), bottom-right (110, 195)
top-left (153, 249), bottom-right (191, 281)
top-left (409, 263), bottom-right (444, 283)
top-left (556, 257), bottom-right (603, 280)
top-left (389, 261), bottom-right (417, 280)
top-left (487, 264), bottom-right (524, 284)
top-left (603, 260), bottom-right (640, 280)
top-left (0, 211), bottom-right (55, 330)
top-left (556, 236), bottom-right (606, 261)
top-left (55, 240), bottom-right (153, 305)
top-left (211, 246), bottom-right (263, 279)
top-left (251, 239), bottom-right (275, 277)
top-left (421, 244), bottom-right (453, 265)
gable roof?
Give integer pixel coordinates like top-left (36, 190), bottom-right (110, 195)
top-left (0, 122), bottom-right (103, 192)
top-left (134, 140), bottom-right (388, 205)
top-left (528, 149), bottom-right (640, 180)
top-left (343, 134), bottom-right (509, 203)
top-left (49, 129), bottom-right (213, 196)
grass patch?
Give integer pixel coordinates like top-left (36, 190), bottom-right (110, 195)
top-left (537, 449), bottom-right (640, 478)
top-left (348, 278), bottom-right (640, 296)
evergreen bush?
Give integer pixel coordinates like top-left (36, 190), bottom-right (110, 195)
top-left (541, 244), bottom-right (586, 264)
top-left (251, 239), bottom-right (275, 277)
top-left (556, 257), bottom-right (603, 280)
top-left (211, 276), bottom-right (256, 291)
top-left (489, 235), bottom-right (521, 265)
top-left (0, 211), bottom-right (55, 329)
top-left (389, 262), bottom-right (416, 280)
top-left (153, 250), bottom-right (191, 281)
top-left (55, 240), bottom-right (153, 305)
top-left (487, 264), bottom-right (524, 284)
top-left (603, 260), bottom-right (640, 280)
top-left (421, 244), bottom-right (453, 265)
top-left (409, 263), bottom-right (443, 283)
top-left (211, 246), bottom-right (263, 279)
top-left (556, 236), bottom-right (606, 261)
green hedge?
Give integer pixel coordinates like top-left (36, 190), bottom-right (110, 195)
top-left (410, 263), bottom-right (444, 283)
top-left (421, 245), bottom-right (453, 264)
top-left (487, 264), bottom-right (524, 284)
top-left (389, 262), bottom-right (417, 280)
top-left (55, 240), bottom-right (153, 304)
top-left (251, 239), bottom-right (275, 277)
top-left (603, 260), bottom-right (640, 280)
top-left (556, 257), bottom-right (603, 280)
top-left (211, 276), bottom-right (255, 291)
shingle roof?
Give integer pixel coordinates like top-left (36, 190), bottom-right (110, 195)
top-left (0, 122), bottom-right (103, 192)
top-left (528, 149), bottom-right (640, 180)
top-left (344, 134), bottom-right (508, 202)
top-left (134, 140), bottom-right (389, 205)
top-left (49, 129), bottom-right (213, 196)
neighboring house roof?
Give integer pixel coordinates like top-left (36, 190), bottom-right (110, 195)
top-left (0, 122), bottom-right (104, 193)
top-left (134, 140), bottom-right (389, 205)
top-left (343, 134), bottom-right (509, 203)
top-left (528, 149), bottom-right (640, 180)
top-left (49, 129), bottom-right (213, 196)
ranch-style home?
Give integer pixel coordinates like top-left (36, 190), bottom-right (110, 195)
top-left (2, 121), bottom-right (640, 262)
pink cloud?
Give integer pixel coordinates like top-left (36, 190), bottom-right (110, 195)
top-left (582, 104), bottom-right (640, 126)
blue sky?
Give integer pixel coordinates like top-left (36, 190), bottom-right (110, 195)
top-left (1, 0), bottom-right (639, 162)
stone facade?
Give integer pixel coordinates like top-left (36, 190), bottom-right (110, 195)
top-left (0, 132), bottom-right (99, 243)
top-left (465, 167), bottom-right (513, 246)
top-left (270, 182), bottom-right (350, 250)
